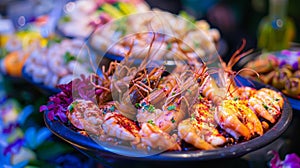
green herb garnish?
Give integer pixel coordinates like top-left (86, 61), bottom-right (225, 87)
top-left (190, 113), bottom-right (196, 121)
top-left (167, 105), bottom-right (176, 111)
top-left (135, 103), bottom-right (141, 108)
top-left (233, 97), bottom-right (239, 101)
top-left (68, 104), bottom-right (74, 112)
top-left (109, 105), bottom-right (115, 112)
top-left (170, 117), bottom-right (175, 123)
top-left (167, 42), bottom-right (172, 50)
top-left (147, 120), bottom-right (155, 125)
top-left (144, 104), bottom-right (155, 113)
top-left (63, 51), bottom-right (76, 63)
top-left (198, 95), bottom-right (203, 100)
top-left (148, 105), bottom-right (155, 113)
top-left (262, 103), bottom-right (269, 110)
top-left (193, 41), bottom-right (200, 48)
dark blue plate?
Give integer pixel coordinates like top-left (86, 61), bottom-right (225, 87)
top-left (287, 97), bottom-right (300, 112)
top-left (44, 77), bottom-right (293, 163)
top-left (22, 66), bottom-right (61, 95)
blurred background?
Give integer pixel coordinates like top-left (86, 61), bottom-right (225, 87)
top-left (145, 0), bottom-right (300, 60)
top-left (1, 0), bottom-right (299, 60)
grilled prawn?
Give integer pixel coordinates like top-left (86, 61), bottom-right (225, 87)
top-left (67, 99), bottom-right (108, 135)
top-left (178, 98), bottom-right (226, 150)
top-left (138, 123), bottom-right (181, 151)
top-left (248, 88), bottom-right (283, 124)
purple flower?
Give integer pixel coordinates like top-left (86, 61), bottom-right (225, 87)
top-left (281, 50), bottom-right (292, 56)
top-left (40, 75), bottom-right (99, 123)
top-left (3, 138), bottom-right (24, 156)
top-left (2, 123), bottom-right (19, 134)
top-left (269, 150), bottom-right (300, 168)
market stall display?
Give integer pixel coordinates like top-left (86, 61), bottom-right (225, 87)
top-left (241, 49), bottom-right (300, 110)
top-left (23, 38), bottom-right (92, 89)
top-left (57, 0), bottom-right (150, 38)
top-left (89, 10), bottom-right (220, 62)
top-left (0, 30), bottom-right (47, 77)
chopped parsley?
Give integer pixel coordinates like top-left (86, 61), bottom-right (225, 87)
top-left (144, 104), bottom-right (155, 113)
top-left (275, 98), bottom-right (280, 101)
top-left (172, 92), bottom-right (176, 96)
top-left (170, 117), bottom-right (176, 123)
top-left (167, 105), bottom-right (176, 111)
top-left (135, 103), bottom-right (141, 108)
top-left (147, 120), bottom-right (155, 125)
top-left (193, 41), bottom-right (200, 48)
top-left (167, 42), bottom-right (172, 50)
top-left (190, 113), bottom-right (196, 121)
top-left (68, 104), bottom-right (74, 112)
top-left (109, 105), bottom-right (115, 112)
top-left (63, 51), bottom-right (76, 63)
top-left (262, 103), bottom-right (269, 110)
top-left (198, 95), bottom-right (203, 100)
top-left (233, 97), bottom-right (239, 101)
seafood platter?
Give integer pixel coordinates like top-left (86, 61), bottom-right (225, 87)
top-left (241, 48), bottom-right (300, 111)
top-left (41, 33), bottom-right (292, 161)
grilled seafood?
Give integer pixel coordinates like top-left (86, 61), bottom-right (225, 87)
top-left (178, 119), bottom-right (215, 150)
top-left (225, 100), bottom-right (263, 137)
top-left (201, 39), bottom-right (254, 104)
top-left (231, 86), bottom-right (256, 100)
top-left (215, 100), bottom-right (252, 140)
top-left (129, 66), bottom-right (166, 105)
top-left (59, 70), bottom-right (284, 153)
top-left (136, 85), bottom-right (187, 133)
top-left (67, 99), bottom-right (105, 135)
top-left (139, 123), bottom-right (181, 151)
top-left (102, 112), bottom-right (140, 143)
top-left (46, 35), bottom-right (286, 154)
top-left (248, 88), bottom-right (283, 124)
top-left (191, 99), bottom-right (227, 146)
top-left (178, 98), bottom-right (226, 150)
top-left (136, 68), bottom-right (204, 133)
top-left (114, 66), bottom-right (167, 119)
top-left (92, 61), bottom-right (120, 105)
